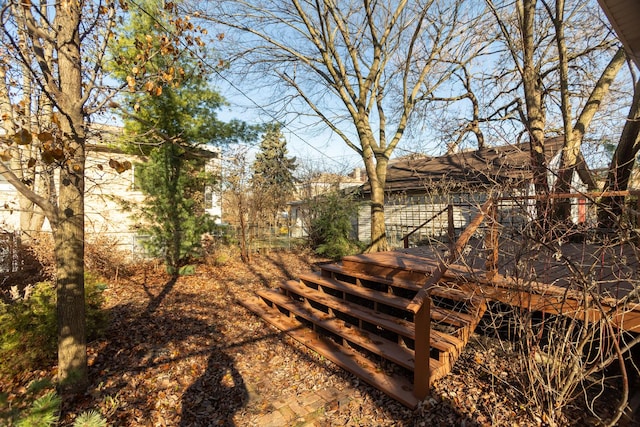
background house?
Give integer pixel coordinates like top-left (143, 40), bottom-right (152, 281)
top-left (0, 124), bottom-right (222, 258)
top-left (288, 169), bottom-right (365, 238)
top-left (357, 137), bottom-right (597, 247)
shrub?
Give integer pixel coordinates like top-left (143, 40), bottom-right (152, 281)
top-left (202, 233), bottom-right (241, 266)
top-left (15, 390), bottom-right (60, 427)
top-left (307, 190), bottom-right (362, 259)
top-left (1, 378), bottom-right (106, 427)
top-left (0, 276), bottom-right (107, 377)
top-left (19, 233), bottom-right (134, 283)
top-left (85, 235), bottom-right (133, 280)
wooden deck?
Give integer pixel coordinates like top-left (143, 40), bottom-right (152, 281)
top-left (342, 238), bottom-right (640, 333)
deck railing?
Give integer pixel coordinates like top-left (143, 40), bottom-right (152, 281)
top-left (407, 198), bottom-right (496, 398)
top-left (401, 205), bottom-right (454, 248)
top-left (407, 190), bottom-right (640, 398)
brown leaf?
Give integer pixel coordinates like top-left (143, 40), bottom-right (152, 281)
top-left (37, 132), bottom-right (53, 143)
top-left (27, 158), bottom-right (36, 168)
top-left (13, 128), bottom-right (32, 145)
top-left (0, 150), bottom-right (11, 161)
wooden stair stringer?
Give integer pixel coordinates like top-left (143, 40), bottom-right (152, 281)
top-left (239, 294), bottom-right (421, 408)
top-left (240, 253), bottom-right (490, 409)
top-left (256, 288), bottom-right (448, 379)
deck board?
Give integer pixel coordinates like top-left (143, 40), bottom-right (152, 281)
top-left (343, 238), bottom-right (640, 332)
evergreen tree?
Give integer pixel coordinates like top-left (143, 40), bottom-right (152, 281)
top-left (251, 124), bottom-right (297, 226)
top-left (110, 1), bottom-right (254, 272)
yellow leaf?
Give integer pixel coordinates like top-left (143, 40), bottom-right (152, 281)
top-left (155, 85), bottom-right (162, 96)
top-left (127, 75), bottom-right (136, 91)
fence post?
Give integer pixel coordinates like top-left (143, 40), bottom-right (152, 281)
top-left (413, 297), bottom-right (431, 399)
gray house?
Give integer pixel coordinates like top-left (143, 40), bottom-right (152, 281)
top-left (357, 137), bottom-right (597, 246)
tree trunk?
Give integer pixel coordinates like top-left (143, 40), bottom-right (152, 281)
top-left (520, 0), bottom-right (550, 226)
top-left (54, 174), bottom-right (87, 392)
top-left (599, 78), bottom-right (640, 227)
top-left (555, 48), bottom-right (626, 220)
top-left (364, 149), bottom-right (389, 253)
top-left (54, 2), bottom-right (88, 393)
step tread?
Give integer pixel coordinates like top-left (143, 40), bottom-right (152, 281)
top-left (321, 264), bottom-right (486, 310)
top-left (304, 272), bottom-right (476, 330)
top-left (239, 295), bottom-right (423, 408)
top-left (429, 284), bottom-right (487, 310)
top-left (299, 272), bottom-right (414, 311)
top-left (257, 289), bottom-right (447, 376)
top-left (320, 263), bottom-right (424, 292)
top-left (278, 280), bottom-right (465, 353)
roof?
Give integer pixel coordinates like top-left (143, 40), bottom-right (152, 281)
top-left (361, 136), bottom-right (593, 195)
top-left (598, 0), bottom-right (640, 68)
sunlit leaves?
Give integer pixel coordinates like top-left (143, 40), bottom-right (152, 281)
top-left (108, 159), bottom-right (132, 174)
top-left (108, 1), bottom-right (213, 100)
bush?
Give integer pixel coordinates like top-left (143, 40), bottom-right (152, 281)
top-left (307, 191), bottom-right (362, 260)
top-left (0, 276), bottom-right (107, 377)
top-left (0, 377), bottom-right (107, 427)
top-left (201, 233), bottom-right (241, 266)
top-left (85, 235), bottom-right (133, 280)
top-left (19, 233), bottom-right (133, 283)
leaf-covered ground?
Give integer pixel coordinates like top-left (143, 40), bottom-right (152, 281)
top-left (2, 250), bottom-right (633, 425)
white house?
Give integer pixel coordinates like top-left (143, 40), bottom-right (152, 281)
top-left (0, 124), bottom-right (222, 255)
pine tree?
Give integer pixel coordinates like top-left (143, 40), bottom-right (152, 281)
top-left (110, 1), bottom-right (254, 272)
top-left (251, 124), bottom-right (297, 227)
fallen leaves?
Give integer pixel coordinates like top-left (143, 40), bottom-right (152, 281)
top-left (2, 250), bottom-right (605, 426)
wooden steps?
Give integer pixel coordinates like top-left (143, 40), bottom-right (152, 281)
top-left (239, 253), bottom-right (487, 409)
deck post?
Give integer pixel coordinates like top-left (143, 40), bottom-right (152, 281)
top-left (413, 297), bottom-right (431, 400)
top-left (485, 199), bottom-right (499, 280)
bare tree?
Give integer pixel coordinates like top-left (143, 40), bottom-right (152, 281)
top-left (599, 74), bottom-right (640, 226)
top-left (0, 0), bottom-right (119, 393)
top-left (483, 0), bottom-right (625, 225)
top-left (222, 145), bottom-right (255, 263)
top-left (194, 0), bottom-right (481, 252)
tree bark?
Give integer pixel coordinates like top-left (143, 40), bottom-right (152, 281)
top-left (520, 0), bottom-right (549, 216)
top-left (363, 142), bottom-right (389, 253)
top-left (53, 1), bottom-right (88, 393)
top-left (599, 78), bottom-right (640, 227)
top-left (554, 46), bottom-right (626, 220)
